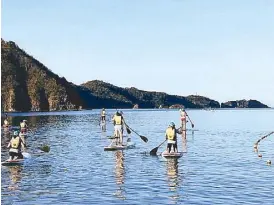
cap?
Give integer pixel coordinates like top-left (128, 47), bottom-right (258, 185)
top-left (169, 122), bottom-right (175, 127)
top-left (13, 131), bottom-right (19, 136)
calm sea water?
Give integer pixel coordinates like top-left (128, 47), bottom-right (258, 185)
top-left (1, 109), bottom-right (274, 205)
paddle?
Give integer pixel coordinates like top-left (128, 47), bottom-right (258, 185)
top-left (124, 122), bottom-right (148, 143)
top-left (125, 124), bottom-right (131, 134)
top-left (150, 139), bottom-right (167, 155)
top-left (185, 111), bottom-right (194, 128)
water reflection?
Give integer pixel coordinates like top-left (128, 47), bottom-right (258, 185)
top-left (6, 166), bottom-right (23, 191)
top-left (114, 151), bottom-right (126, 200)
top-left (1, 134), bottom-right (11, 160)
top-left (1, 127), bottom-right (11, 135)
top-left (181, 131), bottom-right (187, 153)
top-left (166, 158), bottom-right (180, 204)
top-left (101, 121), bottom-right (106, 132)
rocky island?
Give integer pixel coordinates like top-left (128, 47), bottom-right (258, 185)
top-left (221, 100), bottom-right (269, 108)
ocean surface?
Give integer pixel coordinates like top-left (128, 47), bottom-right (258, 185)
top-left (1, 109), bottom-right (274, 205)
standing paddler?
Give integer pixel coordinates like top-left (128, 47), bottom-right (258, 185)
top-left (100, 108), bottom-right (107, 131)
top-left (101, 108), bottom-right (106, 122)
top-left (179, 108), bottom-right (194, 130)
top-left (7, 131), bottom-right (26, 160)
top-left (165, 122), bottom-right (183, 153)
top-left (179, 109), bottom-right (187, 131)
top-left (20, 120), bottom-right (28, 134)
top-left (3, 114), bottom-right (9, 128)
top-left (112, 111), bottom-right (124, 145)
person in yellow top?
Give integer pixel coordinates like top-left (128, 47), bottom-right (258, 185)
top-left (165, 122), bottom-right (182, 153)
top-left (7, 131), bottom-right (26, 160)
top-left (101, 108), bottom-right (106, 122)
top-left (112, 111), bottom-right (124, 145)
top-left (20, 120), bottom-right (28, 133)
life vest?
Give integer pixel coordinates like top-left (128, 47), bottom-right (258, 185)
top-left (11, 137), bottom-right (21, 149)
top-left (166, 127), bottom-right (176, 140)
top-left (114, 115), bottom-right (122, 125)
top-left (101, 110), bottom-right (106, 116)
top-left (20, 122), bottom-right (26, 128)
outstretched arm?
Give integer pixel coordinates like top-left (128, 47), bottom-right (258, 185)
top-left (176, 127), bottom-right (183, 134)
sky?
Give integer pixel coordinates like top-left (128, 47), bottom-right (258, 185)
top-left (1, 0), bottom-right (274, 107)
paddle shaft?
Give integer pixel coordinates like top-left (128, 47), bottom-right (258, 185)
top-left (150, 139), bottom-right (167, 155)
top-left (185, 111), bottom-right (194, 127)
top-left (126, 125), bottom-right (138, 136)
top-left (124, 122), bottom-right (148, 142)
top-left (156, 139), bottom-right (167, 149)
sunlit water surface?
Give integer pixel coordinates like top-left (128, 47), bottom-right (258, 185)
top-left (1, 109), bottom-right (274, 205)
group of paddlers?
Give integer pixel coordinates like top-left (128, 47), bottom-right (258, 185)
top-left (100, 108), bottom-right (192, 153)
top-left (2, 115), bottom-right (29, 160)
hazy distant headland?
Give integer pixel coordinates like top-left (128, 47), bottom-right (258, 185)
top-left (1, 39), bottom-right (269, 112)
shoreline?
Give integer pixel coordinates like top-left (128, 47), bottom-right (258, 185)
top-left (1, 107), bottom-right (273, 116)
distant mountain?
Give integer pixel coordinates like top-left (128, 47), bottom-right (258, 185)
top-left (221, 100), bottom-right (269, 108)
top-left (81, 80), bottom-right (220, 109)
top-left (1, 39), bottom-right (269, 112)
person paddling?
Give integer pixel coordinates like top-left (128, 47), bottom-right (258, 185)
top-left (7, 131), bottom-right (26, 160)
top-left (3, 114), bottom-right (9, 127)
top-left (112, 111), bottom-right (124, 145)
top-left (179, 109), bottom-right (187, 131)
top-left (20, 120), bottom-right (28, 133)
top-left (165, 122), bottom-right (182, 153)
top-left (101, 108), bottom-right (106, 122)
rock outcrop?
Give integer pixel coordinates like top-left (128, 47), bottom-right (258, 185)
top-left (221, 100), bottom-right (269, 108)
top-left (169, 104), bottom-right (184, 109)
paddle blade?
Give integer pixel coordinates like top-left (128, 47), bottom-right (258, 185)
top-left (150, 147), bottom-right (158, 155)
top-left (191, 123), bottom-right (194, 128)
top-left (140, 135), bottom-right (148, 143)
top-left (126, 127), bottom-right (131, 134)
top-left (40, 145), bottom-right (50, 152)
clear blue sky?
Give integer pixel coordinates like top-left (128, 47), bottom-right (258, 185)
top-left (2, 0), bottom-right (274, 107)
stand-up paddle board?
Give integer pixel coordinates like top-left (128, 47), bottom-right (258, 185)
top-left (161, 151), bottom-right (183, 159)
top-left (104, 141), bottom-right (136, 151)
top-left (107, 135), bottom-right (128, 139)
top-left (104, 145), bottom-right (128, 151)
top-left (2, 159), bottom-right (25, 166)
top-left (1, 152), bottom-right (31, 166)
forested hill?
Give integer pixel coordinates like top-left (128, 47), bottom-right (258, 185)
top-left (1, 39), bottom-right (84, 112)
top-left (1, 39), bottom-right (269, 112)
top-left (81, 80), bottom-right (220, 109)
